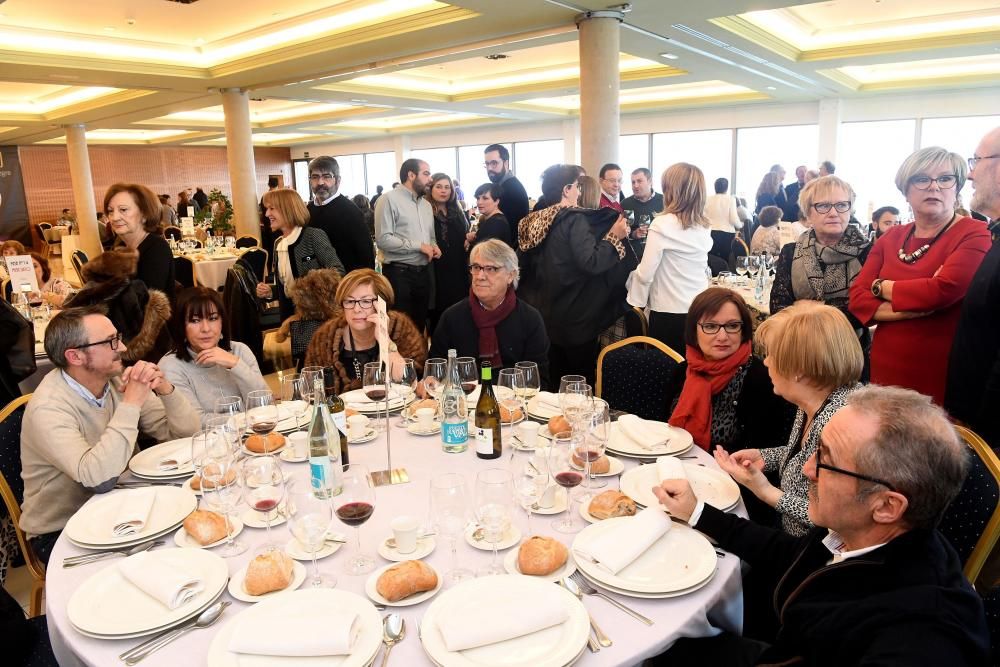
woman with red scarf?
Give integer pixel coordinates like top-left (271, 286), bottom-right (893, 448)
top-left (666, 288), bottom-right (794, 454)
top-left (429, 239), bottom-right (549, 385)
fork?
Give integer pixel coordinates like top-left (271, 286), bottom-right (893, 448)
top-left (62, 540), bottom-right (164, 567)
top-left (568, 572), bottom-right (653, 626)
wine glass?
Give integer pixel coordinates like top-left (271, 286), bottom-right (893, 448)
top-left (422, 358), bottom-right (447, 401)
top-left (280, 373), bottom-right (311, 432)
top-left (394, 358), bottom-right (417, 428)
top-left (334, 464), bottom-right (376, 575)
top-left (514, 463), bottom-right (549, 538)
top-left (558, 375), bottom-right (586, 395)
top-left (497, 368), bottom-right (525, 448)
top-left (214, 395), bottom-right (245, 438)
top-left (578, 399), bottom-right (610, 498)
top-left (301, 365), bottom-right (324, 393)
top-left (246, 390), bottom-right (279, 444)
top-left (456, 357), bottom-right (478, 398)
top-left (429, 473), bottom-right (474, 586)
top-left (242, 455), bottom-right (285, 551)
top-left (201, 417), bottom-right (238, 458)
top-left (474, 468), bottom-right (513, 576)
top-left (514, 361), bottom-right (540, 404)
top-left (548, 433), bottom-right (584, 533)
top-left (362, 361), bottom-right (387, 433)
top-left (735, 256), bottom-right (749, 283)
top-left (560, 382), bottom-right (594, 435)
top-left (286, 479), bottom-right (336, 588)
top-left (200, 456), bottom-right (246, 557)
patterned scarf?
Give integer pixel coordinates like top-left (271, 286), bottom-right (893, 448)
top-left (790, 225), bottom-right (869, 302)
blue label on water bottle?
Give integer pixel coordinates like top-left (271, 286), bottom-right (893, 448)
top-left (442, 420), bottom-right (468, 444)
top-left (310, 457), bottom-right (330, 492)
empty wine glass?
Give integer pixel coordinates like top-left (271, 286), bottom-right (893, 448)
top-left (548, 434), bottom-right (584, 534)
top-left (497, 368), bottom-right (525, 448)
top-left (735, 255), bottom-right (749, 283)
top-left (301, 366), bottom-right (324, 393)
top-left (362, 361), bottom-right (387, 433)
top-left (394, 358), bottom-right (417, 428)
top-left (246, 390), bottom-right (279, 446)
top-left (334, 464), bottom-right (376, 575)
top-left (286, 479), bottom-right (336, 588)
top-left (430, 473), bottom-right (474, 586)
top-left (475, 468), bottom-right (513, 576)
top-left (242, 455), bottom-right (285, 552)
top-left (200, 456), bottom-right (246, 557)
top-left (214, 395), bottom-right (245, 437)
top-left (280, 373), bottom-right (311, 432)
top-left (456, 357), bottom-right (478, 398)
top-left (514, 361), bottom-right (540, 404)
top-left (514, 464), bottom-right (549, 538)
top-left (561, 382), bottom-right (594, 435)
top-left (422, 358), bottom-right (447, 403)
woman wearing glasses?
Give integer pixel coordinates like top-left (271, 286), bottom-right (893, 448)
top-left (666, 288), bottom-right (795, 454)
top-left (304, 269), bottom-right (426, 394)
top-left (850, 146), bottom-right (991, 406)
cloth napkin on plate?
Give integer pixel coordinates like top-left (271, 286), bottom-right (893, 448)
top-left (157, 440), bottom-right (192, 471)
top-left (437, 589), bottom-right (568, 651)
top-left (118, 551), bottom-right (204, 609)
top-left (111, 488), bottom-right (157, 537)
top-left (618, 414), bottom-right (673, 451)
top-left (229, 610), bottom-right (359, 657)
top-left (534, 391), bottom-right (562, 411)
top-left (656, 457), bottom-right (688, 483)
top-left (574, 506), bottom-right (672, 574)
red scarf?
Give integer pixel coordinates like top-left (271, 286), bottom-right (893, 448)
top-left (669, 341), bottom-right (752, 450)
top-left (469, 286), bottom-right (516, 368)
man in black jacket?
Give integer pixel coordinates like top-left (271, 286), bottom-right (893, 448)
top-left (654, 385), bottom-right (989, 666)
top-left (484, 144), bottom-right (529, 246)
top-left (306, 156), bottom-right (375, 273)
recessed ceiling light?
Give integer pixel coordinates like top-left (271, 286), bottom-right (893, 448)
top-left (766, 86), bottom-right (777, 90)
top-left (103, 26), bottom-right (116, 32)
top-left (660, 53), bottom-right (679, 60)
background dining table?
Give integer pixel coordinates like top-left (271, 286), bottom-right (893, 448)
top-left (174, 250), bottom-right (240, 291)
top-left (45, 417), bottom-right (746, 667)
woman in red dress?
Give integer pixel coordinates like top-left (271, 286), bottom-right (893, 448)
top-left (849, 146), bottom-right (991, 405)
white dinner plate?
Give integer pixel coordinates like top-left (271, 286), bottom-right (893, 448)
top-left (275, 401), bottom-right (310, 432)
top-left (67, 548), bottom-right (229, 637)
top-left (377, 535), bottom-right (436, 562)
top-left (574, 567), bottom-right (716, 599)
top-left (419, 574), bottom-right (589, 667)
top-left (619, 462), bottom-right (741, 512)
top-left (465, 523), bottom-right (521, 551)
top-left (572, 517), bottom-right (717, 594)
top-left (284, 536), bottom-right (342, 561)
top-left (128, 438), bottom-right (195, 477)
top-left (526, 395), bottom-right (563, 421)
top-left (605, 422), bottom-right (694, 458)
top-left (502, 548), bottom-right (577, 583)
top-left (207, 588), bottom-right (383, 667)
top-left (407, 421), bottom-right (442, 436)
top-left (228, 559), bottom-right (306, 603)
top-left (578, 502), bottom-right (600, 524)
top-left (174, 516), bottom-right (244, 549)
top-left (241, 436), bottom-right (287, 457)
top-left (348, 428), bottom-right (379, 444)
top-left (64, 486), bottom-right (197, 548)
top-left (570, 454), bottom-right (625, 477)
top-left (365, 561), bottom-right (443, 607)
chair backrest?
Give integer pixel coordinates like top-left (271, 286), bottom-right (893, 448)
top-left (235, 235), bottom-right (259, 249)
top-left (624, 306), bottom-right (648, 338)
top-left (163, 226), bottom-right (182, 241)
top-left (71, 249), bottom-right (88, 286)
top-left (173, 256), bottom-right (196, 288)
top-left (241, 248), bottom-right (268, 283)
top-left (940, 426), bottom-right (1000, 583)
top-left (707, 253), bottom-right (729, 277)
top-left (36, 223), bottom-right (51, 232)
top-left (1, 279), bottom-right (10, 303)
top-left (596, 336), bottom-right (683, 422)
top-left (981, 585), bottom-right (1000, 664)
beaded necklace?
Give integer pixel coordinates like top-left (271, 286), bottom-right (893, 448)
top-left (898, 213), bottom-right (956, 264)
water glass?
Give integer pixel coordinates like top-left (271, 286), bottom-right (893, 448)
top-left (474, 468), bottom-right (513, 576)
top-left (429, 473), bottom-right (474, 586)
top-left (286, 479), bottom-right (336, 588)
top-left (200, 457), bottom-right (246, 557)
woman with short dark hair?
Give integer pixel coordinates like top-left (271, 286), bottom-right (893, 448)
top-left (750, 205), bottom-right (783, 255)
top-left (104, 182), bottom-right (175, 300)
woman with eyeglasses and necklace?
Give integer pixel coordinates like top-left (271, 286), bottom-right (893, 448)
top-left (850, 146), bottom-right (991, 406)
top-left (304, 269), bottom-right (427, 394)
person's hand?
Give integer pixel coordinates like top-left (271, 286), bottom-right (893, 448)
top-left (609, 215), bottom-right (629, 241)
top-left (195, 347), bottom-right (240, 369)
top-left (431, 244), bottom-right (442, 259)
top-left (255, 282), bottom-right (272, 299)
top-left (714, 447), bottom-right (770, 494)
top-left (729, 448), bottom-right (764, 472)
top-left (465, 231), bottom-right (476, 244)
top-left (119, 368), bottom-right (153, 406)
top-left (633, 225), bottom-right (649, 239)
top-left (419, 243), bottom-right (435, 261)
top-left (652, 479), bottom-right (697, 522)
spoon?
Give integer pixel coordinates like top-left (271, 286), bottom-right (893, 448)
top-left (562, 577), bottom-right (612, 648)
top-left (381, 613), bottom-right (405, 666)
top-left (120, 601), bottom-right (230, 664)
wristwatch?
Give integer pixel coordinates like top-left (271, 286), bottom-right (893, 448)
top-left (871, 279), bottom-right (884, 298)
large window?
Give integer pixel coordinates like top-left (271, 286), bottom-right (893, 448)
top-left (458, 144), bottom-right (490, 193)
top-left (652, 129), bottom-right (733, 197)
top-left (839, 120), bottom-right (915, 221)
top-left (513, 140), bottom-right (564, 199)
top-left (334, 154), bottom-right (366, 199)
top-left (618, 135), bottom-right (651, 193)
top-left (292, 159), bottom-right (310, 201)
top-left (364, 152), bottom-right (397, 198)
top-left (411, 147), bottom-right (457, 183)
top-left (734, 125), bottom-right (818, 208)
top-left (921, 115), bottom-right (1000, 213)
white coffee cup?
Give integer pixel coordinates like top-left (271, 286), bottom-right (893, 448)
top-left (288, 431), bottom-right (308, 458)
top-left (389, 515), bottom-right (419, 554)
top-left (415, 407), bottom-right (436, 431)
top-left (347, 415), bottom-right (369, 440)
top-left (516, 421), bottom-right (540, 448)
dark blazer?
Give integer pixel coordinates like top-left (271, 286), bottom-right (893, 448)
top-left (308, 195), bottom-right (375, 273)
top-left (498, 175), bottom-right (529, 244)
top-left (474, 213), bottom-right (512, 248)
top-left (270, 227), bottom-right (345, 319)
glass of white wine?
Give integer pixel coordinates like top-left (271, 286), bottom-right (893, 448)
top-left (497, 368), bottom-right (525, 448)
top-left (514, 361), bottom-right (540, 405)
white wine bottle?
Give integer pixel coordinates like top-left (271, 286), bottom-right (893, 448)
top-left (474, 361), bottom-right (502, 459)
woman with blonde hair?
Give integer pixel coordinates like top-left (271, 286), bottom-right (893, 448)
top-left (626, 162), bottom-right (713, 352)
top-left (577, 175), bottom-right (602, 209)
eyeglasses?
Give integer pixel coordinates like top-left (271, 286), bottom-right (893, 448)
top-left (697, 321), bottom-right (742, 335)
top-left (484, 160), bottom-right (503, 169)
top-left (814, 446), bottom-right (897, 492)
top-left (342, 297), bottom-right (377, 310)
top-left (811, 201), bottom-right (851, 214)
top-left (968, 155), bottom-right (1000, 170)
top-left (468, 263), bottom-right (503, 275)
top-left (74, 332), bottom-right (123, 351)
top-left (909, 174), bottom-right (958, 190)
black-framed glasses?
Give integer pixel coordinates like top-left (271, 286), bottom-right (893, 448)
top-left (815, 447), bottom-right (897, 492)
top-left (698, 321), bottom-right (742, 335)
top-left (342, 297), bottom-right (377, 310)
top-left (968, 155), bottom-right (1000, 170)
top-left (74, 333), bottom-right (123, 351)
top-left (484, 160), bottom-right (503, 169)
top-left (811, 201), bottom-right (851, 214)
top-left (468, 263), bottom-right (503, 275)
top-left (909, 174), bottom-right (958, 190)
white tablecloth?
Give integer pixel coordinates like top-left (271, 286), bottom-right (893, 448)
top-left (46, 424), bottom-right (745, 667)
top-left (176, 253), bottom-right (239, 290)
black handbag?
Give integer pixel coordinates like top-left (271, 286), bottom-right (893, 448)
top-left (0, 300), bottom-right (36, 380)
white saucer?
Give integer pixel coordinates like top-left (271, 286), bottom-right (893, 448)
top-left (364, 561), bottom-right (443, 607)
top-left (173, 516), bottom-right (244, 549)
top-left (377, 535), bottom-right (436, 562)
top-left (283, 536), bottom-right (342, 561)
top-left (407, 422), bottom-right (441, 436)
top-left (503, 547), bottom-right (578, 583)
top-left (228, 559), bottom-right (306, 602)
top-left (464, 523), bottom-right (521, 551)
top-left (530, 487), bottom-right (568, 515)
top-left (349, 428), bottom-right (379, 444)
top-left (278, 449), bottom-right (307, 463)
top-left (240, 505), bottom-right (287, 529)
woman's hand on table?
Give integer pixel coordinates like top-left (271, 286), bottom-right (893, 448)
top-left (652, 479), bottom-right (697, 521)
top-left (195, 347), bottom-right (240, 369)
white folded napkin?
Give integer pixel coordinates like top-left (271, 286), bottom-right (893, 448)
top-left (437, 589), bottom-right (568, 651)
top-left (618, 414), bottom-right (673, 451)
top-left (535, 391), bottom-right (562, 411)
top-left (656, 457), bottom-right (688, 483)
top-left (111, 488), bottom-right (156, 537)
top-left (229, 610), bottom-right (359, 657)
top-left (156, 439), bottom-right (193, 471)
top-left (118, 551), bottom-right (204, 609)
top-left (574, 507), bottom-right (672, 574)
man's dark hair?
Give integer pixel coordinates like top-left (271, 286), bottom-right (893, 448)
top-left (631, 167), bottom-right (651, 179)
top-left (872, 205), bottom-right (899, 222)
top-left (309, 156), bottom-right (339, 177)
top-left (376, 185), bottom-right (384, 193)
top-left (484, 144), bottom-right (510, 162)
top-left (400, 158), bottom-right (423, 184)
top-left (474, 183), bottom-right (501, 200)
top-left (821, 160), bottom-right (836, 174)
top-left (267, 176), bottom-right (279, 188)
top-left (599, 163), bottom-right (622, 179)
top-left (714, 178), bottom-right (729, 194)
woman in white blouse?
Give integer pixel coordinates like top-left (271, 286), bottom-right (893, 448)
top-left (626, 163), bottom-right (713, 353)
top-left (704, 177), bottom-right (742, 259)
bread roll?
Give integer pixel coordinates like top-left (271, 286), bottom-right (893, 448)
top-left (345, 407), bottom-right (360, 418)
top-left (517, 536), bottom-right (568, 575)
top-left (375, 560), bottom-right (438, 602)
top-left (499, 403), bottom-right (523, 422)
top-left (245, 432), bottom-right (286, 454)
top-left (572, 452), bottom-right (610, 474)
top-left (588, 490), bottom-right (637, 520)
top-left (548, 415), bottom-right (570, 436)
top-left (244, 551), bottom-right (294, 596)
top-left (190, 464), bottom-right (237, 490)
top-left (411, 398), bottom-right (438, 412)
top-left (182, 509), bottom-right (229, 545)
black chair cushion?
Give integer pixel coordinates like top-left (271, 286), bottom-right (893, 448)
top-left (173, 257), bottom-right (195, 288)
top-left (940, 444), bottom-right (1000, 566)
top-left (601, 344), bottom-right (680, 422)
top-left (0, 400), bottom-right (26, 505)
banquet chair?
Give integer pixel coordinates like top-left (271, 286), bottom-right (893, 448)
top-left (625, 306), bottom-right (648, 338)
top-left (33, 223), bottom-right (50, 256)
top-left (71, 249), bottom-right (88, 287)
top-left (596, 336), bottom-right (683, 422)
top-left (939, 426), bottom-right (1000, 584)
top-left (163, 226), bottom-right (182, 241)
top-left (981, 585), bottom-right (1000, 664)
top-left (241, 248), bottom-right (268, 283)
top-left (0, 394), bottom-right (45, 618)
top-left (707, 254), bottom-right (729, 277)
top-left (235, 235), bottom-right (259, 249)
top-left (2, 280), bottom-right (10, 303)
top-left (173, 255), bottom-right (196, 288)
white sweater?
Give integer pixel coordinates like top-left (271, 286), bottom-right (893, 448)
top-left (705, 193), bottom-right (742, 233)
top-left (159, 341), bottom-right (268, 422)
top-left (626, 213), bottom-right (713, 314)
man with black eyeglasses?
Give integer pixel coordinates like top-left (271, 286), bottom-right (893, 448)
top-left (306, 155), bottom-right (375, 273)
top-left (652, 385), bottom-right (988, 666)
top-left (19, 306), bottom-right (199, 564)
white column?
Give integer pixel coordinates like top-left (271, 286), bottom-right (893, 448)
top-left (562, 118), bottom-right (580, 166)
top-left (577, 10), bottom-right (623, 176)
top-left (64, 124), bottom-right (102, 259)
top-left (393, 135), bottom-right (411, 172)
top-left (817, 98), bottom-right (842, 166)
top-left (220, 88), bottom-right (259, 238)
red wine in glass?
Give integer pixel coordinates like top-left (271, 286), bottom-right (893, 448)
top-left (337, 501), bottom-right (374, 527)
top-left (251, 421), bottom-right (277, 435)
top-left (364, 389), bottom-right (387, 402)
top-left (574, 447), bottom-right (602, 463)
top-left (461, 382), bottom-right (477, 395)
top-left (254, 498), bottom-right (279, 512)
top-left (555, 471), bottom-right (583, 488)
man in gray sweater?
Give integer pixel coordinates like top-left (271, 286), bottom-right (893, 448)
top-left (20, 306), bottom-right (200, 563)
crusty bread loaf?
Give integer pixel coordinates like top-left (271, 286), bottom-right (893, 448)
top-left (190, 464), bottom-right (236, 490)
top-left (244, 551), bottom-right (294, 596)
top-left (517, 536), bottom-right (568, 575)
top-left (499, 403), bottom-right (523, 422)
top-left (375, 560), bottom-right (438, 602)
top-left (182, 509), bottom-right (228, 545)
top-left (588, 490), bottom-right (637, 520)
top-left (571, 452), bottom-right (610, 474)
top-left (548, 415), bottom-right (571, 436)
top-left (245, 432), bottom-right (286, 454)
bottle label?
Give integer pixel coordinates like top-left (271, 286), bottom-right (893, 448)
top-left (442, 420), bottom-right (468, 444)
top-left (474, 426), bottom-right (495, 455)
top-left (330, 410), bottom-right (348, 437)
top-left (309, 457), bottom-right (331, 493)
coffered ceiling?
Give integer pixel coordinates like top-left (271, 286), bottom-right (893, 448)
top-left (0, 0), bottom-right (997, 147)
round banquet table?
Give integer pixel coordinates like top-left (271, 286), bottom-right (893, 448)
top-left (46, 421), bottom-right (746, 667)
top-left (175, 252), bottom-right (239, 290)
